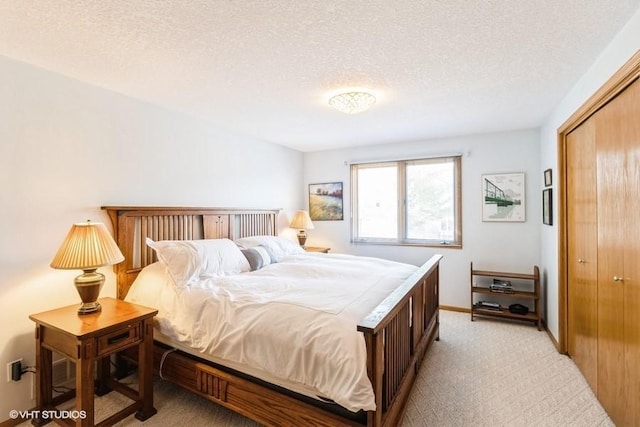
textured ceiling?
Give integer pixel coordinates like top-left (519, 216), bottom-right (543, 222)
top-left (1, 1), bottom-right (639, 151)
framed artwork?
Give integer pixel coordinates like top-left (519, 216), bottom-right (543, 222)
top-left (544, 168), bottom-right (552, 187)
top-left (482, 172), bottom-right (526, 222)
top-left (309, 182), bottom-right (343, 220)
top-left (543, 188), bottom-right (553, 225)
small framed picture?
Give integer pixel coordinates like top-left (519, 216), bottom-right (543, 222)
top-left (544, 168), bottom-right (552, 187)
top-left (543, 188), bottom-right (553, 225)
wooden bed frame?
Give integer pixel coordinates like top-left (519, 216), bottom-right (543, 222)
top-left (102, 206), bottom-right (442, 427)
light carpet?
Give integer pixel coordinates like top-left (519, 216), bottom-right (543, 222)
top-left (27, 310), bottom-right (613, 426)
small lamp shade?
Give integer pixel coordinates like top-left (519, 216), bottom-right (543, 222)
top-left (290, 210), bottom-right (314, 247)
top-left (51, 221), bottom-right (124, 314)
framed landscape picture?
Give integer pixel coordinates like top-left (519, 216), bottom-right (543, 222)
top-left (309, 182), bottom-right (343, 220)
top-left (482, 172), bottom-right (526, 222)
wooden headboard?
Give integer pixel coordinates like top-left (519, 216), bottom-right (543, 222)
top-left (102, 206), bottom-right (281, 299)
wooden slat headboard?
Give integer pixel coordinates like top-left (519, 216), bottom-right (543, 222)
top-left (101, 206), bottom-right (281, 299)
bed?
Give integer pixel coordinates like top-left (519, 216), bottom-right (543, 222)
top-left (102, 206), bottom-right (442, 427)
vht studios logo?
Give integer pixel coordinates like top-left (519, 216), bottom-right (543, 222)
top-left (9, 409), bottom-right (87, 420)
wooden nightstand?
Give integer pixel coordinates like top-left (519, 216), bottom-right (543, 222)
top-left (304, 246), bottom-right (330, 253)
top-left (29, 297), bottom-right (158, 426)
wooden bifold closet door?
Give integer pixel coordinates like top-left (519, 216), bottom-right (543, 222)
top-left (566, 118), bottom-right (598, 393)
top-left (566, 77), bottom-right (640, 426)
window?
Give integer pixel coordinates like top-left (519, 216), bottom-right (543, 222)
top-left (351, 155), bottom-right (461, 247)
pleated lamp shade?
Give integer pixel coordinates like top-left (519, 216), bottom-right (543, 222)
top-left (51, 221), bottom-right (124, 270)
top-left (289, 211), bottom-right (314, 230)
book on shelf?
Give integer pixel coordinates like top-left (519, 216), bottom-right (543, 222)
top-left (490, 278), bottom-right (514, 293)
top-left (490, 287), bottom-right (515, 294)
top-left (475, 301), bottom-right (501, 311)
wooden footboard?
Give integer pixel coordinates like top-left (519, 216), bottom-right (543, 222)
top-left (103, 206), bottom-right (442, 427)
top-left (359, 254), bottom-right (442, 427)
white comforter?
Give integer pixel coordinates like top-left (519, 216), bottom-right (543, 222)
top-left (126, 253), bottom-right (417, 412)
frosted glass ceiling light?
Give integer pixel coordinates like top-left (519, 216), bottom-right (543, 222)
top-left (329, 91), bottom-right (376, 114)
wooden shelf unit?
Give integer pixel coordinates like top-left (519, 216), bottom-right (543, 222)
top-left (470, 263), bottom-right (542, 330)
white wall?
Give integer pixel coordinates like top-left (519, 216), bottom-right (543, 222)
top-left (540, 9), bottom-right (640, 341)
top-left (0, 56), bottom-right (303, 416)
top-left (303, 129), bottom-right (541, 311)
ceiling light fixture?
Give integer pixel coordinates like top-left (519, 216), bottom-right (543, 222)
top-left (328, 91), bottom-right (376, 114)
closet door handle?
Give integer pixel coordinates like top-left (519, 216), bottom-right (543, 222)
top-left (577, 259), bottom-right (586, 264)
top-left (613, 276), bottom-right (624, 282)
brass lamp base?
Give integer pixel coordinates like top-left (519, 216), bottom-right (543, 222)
top-left (297, 230), bottom-right (307, 247)
top-left (75, 270), bottom-right (104, 314)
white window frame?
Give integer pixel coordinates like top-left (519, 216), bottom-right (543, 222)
top-left (350, 155), bottom-right (462, 248)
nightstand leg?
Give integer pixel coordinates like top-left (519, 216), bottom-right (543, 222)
top-left (135, 318), bottom-right (157, 420)
top-left (32, 326), bottom-right (52, 426)
top-left (95, 357), bottom-right (111, 396)
top-left (76, 343), bottom-right (94, 427)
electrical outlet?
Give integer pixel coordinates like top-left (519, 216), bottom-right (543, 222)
top-left (6, 358), bottom-right (23, 382)
top-left (12, 361), bottom-right (22, 381)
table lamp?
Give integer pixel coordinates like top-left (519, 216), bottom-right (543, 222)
top-left (50, 220), bottom-right (124, 314)
top-left (289, 210), bottom-right (314, 246)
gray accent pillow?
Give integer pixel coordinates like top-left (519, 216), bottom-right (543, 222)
top-left (240, 246), bottom-right (273, 271)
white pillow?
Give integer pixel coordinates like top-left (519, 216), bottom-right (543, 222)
top-left (124, 262), bottom-right (167, 307)
top-left (146, 238), bottom-right (250, 286)
top-left (234, 235), bottom-right (304, 260)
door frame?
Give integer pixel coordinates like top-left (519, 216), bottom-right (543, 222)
top-left (557, 50), bottom-right (640, 353)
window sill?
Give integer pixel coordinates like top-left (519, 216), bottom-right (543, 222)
top-left (351, 240), bottom-right (462, 249)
